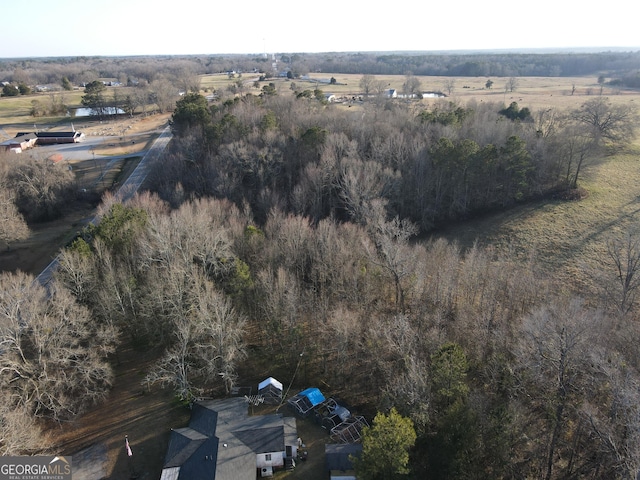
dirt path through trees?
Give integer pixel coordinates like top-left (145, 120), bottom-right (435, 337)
top-left (47, 345), bottom-right (190, 479)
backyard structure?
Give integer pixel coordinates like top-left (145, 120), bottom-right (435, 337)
top-left (329, 416), bottom-right (369, 444)
top-left (287, 387), bottom-right (326, 417)
top-left (258, 377), bottom-right (283, 405)
top-left (160, 397), bottom-right (298, 480)
top-left (288, 388), bottom-right (369, 443)
top-left (325, 443), bottom-right (362, 480)
top-left (314, 398), bottom-right (352, 430)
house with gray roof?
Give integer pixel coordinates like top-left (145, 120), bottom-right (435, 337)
top-left (160, 397), bottom-right (298, 480)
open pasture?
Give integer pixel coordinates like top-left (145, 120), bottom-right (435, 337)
top-left (314, 72), bottom-right (639, 111)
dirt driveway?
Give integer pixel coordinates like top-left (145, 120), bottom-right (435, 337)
top-left (47, 344), bottom-right (191, 480)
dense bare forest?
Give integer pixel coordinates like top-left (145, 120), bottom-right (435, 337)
top-left (1, 52), bottom-right (640, 478)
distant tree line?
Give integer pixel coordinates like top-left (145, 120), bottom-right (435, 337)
top-left (3, 51), bottom-right (640, 89)
top-left (311, 51), bottom-right (640, 77)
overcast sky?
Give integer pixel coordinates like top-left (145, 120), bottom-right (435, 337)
top-left (2, 0), bottom-right (639, 58)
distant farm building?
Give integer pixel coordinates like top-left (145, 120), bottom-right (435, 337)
top-left (32, 131), bottom-right (85, 144)
top-left (3, 131), bottom-right (85, 153)
top-left (0, 133), bottom-right (37, 153)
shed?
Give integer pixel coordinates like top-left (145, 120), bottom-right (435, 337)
top-left (287, 388), bottom-right (326, 416)
top-left (325, 443), bottom-right (362, 480)
top-left (258, 377), bottom-right (283, 405)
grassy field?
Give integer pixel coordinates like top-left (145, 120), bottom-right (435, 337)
top-left (432, 139), bottom-right (640, 298)
top-left (0, 89), bottom-right (85, 126)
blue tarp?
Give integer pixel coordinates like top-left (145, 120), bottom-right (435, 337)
top-left (298, 387), bottom-right (325, 407)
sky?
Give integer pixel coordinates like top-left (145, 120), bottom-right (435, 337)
top-left (2, 0), bottom-right (639, 58)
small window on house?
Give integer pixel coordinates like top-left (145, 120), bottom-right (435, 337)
top-left (265, 454), bottom-right (272, 461)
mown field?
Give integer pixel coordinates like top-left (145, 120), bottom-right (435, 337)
top-left (433, 139), bottom-right (640, 297)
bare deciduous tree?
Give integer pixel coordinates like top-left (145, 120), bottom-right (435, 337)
top-left (605, 229), bottom-right (640, 316)
top-left (144, 268), bottom-right (246, 398)
top-left (363, 201), bottom-right (418, 311)
top-left (0, 398), bottom-right (51, 455)
top-left (571, 96), bottom-right (637, 146)
top-left (0, 187), bottom-right (29, 248)
top-left (256, 266), bottom-right (304, 364)
top-left (337, 157), bottom-right (399, 225)
top-left (402, 73), bottom-right (422, 99)
top-left (150, 77), bottom-right (178, 113)
top-left (515, 297), bottom-right (602, 480)
top-left (443, 78), bottom-right (456, 96)
top-left (359, 74), bottom-right (376, 98)
top-left (0, 271), bottom-right (116, 421)
top-left (6, 157), bottom-right (75, 222)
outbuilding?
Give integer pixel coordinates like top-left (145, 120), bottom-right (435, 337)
top-left (0, 133), bottom-right (37, 152)
top-left (258, 377), bottom-right (283, 405)
top-left (325, 443), bottom-right (362, 480)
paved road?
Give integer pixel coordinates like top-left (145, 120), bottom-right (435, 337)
top-left (36, 125), bottom-right (172, 287)
top-left (34, 130), bottom-right (154, 162)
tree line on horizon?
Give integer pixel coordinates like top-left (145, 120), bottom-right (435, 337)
top-left (2, 50), bottom-right (640, 87)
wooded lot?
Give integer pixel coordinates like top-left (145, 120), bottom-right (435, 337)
top-left (1, 51), bottom-right (640, 478)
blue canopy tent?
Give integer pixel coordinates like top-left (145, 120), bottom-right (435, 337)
top-left (287, 387), bottom-right (326, 416)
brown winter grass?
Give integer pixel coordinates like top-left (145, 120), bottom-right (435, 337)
top-left (326, 73), bottom-right (638, 111)
top-left (433, 140), bottom-right (640, 298)
top-left (0, 90), bottom-right (85, 124)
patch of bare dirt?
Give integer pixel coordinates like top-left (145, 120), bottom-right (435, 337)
top-left (0, 201), bottom-right (96, 275)
top-left (46, 344), bottom-right (190, 480)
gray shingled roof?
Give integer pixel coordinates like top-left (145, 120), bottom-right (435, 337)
top-left (161, 397), bottom-right (297, 480)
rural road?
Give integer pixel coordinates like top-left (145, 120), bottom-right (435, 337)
top-left (35, 125), bottom-right (172, 287)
